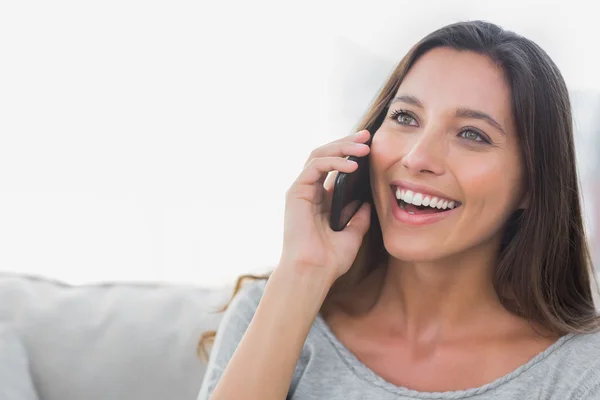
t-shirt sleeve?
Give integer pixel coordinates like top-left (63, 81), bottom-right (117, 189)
top-left (569, 333), bottom-right (600, 400)
top-left (196, 279), bottom-right (267, 400)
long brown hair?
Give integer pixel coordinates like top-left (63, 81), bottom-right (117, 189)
top-left (198, 20), bottom-right (599, 360)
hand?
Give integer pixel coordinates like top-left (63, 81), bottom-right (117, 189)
top-left (279, 130), bottom-right (373, 284)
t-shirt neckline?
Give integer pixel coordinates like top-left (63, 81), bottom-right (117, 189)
top-left (314, 312), bottom-right (575, 399)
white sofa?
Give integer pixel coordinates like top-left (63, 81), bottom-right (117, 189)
top-left (0, 272), bottom-right (230, 400)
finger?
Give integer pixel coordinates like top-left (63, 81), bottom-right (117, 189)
top-left (321, 170), bottom-right (338, 211)
top-left (343, 202), bottom-right (372, 237)
top-left (323, 170), bottom-right (338, 191)
top-left (304, 141), bottom-right (370, 168)
top-left (345, 129), bottom-right (371, 143)
top-left (288, 157), bottom-right (358, 204)
top-left (332, 129), bottom-right (370, 144)
top-left (298, 157), bottom-right (358, 186)
top-left (304, 131), bottom-right (370, 167)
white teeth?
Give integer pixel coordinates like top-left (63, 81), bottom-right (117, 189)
top-left (393, 187), bottom-right (459, 210)
top-left (412, 193), bottom-right (423, 206)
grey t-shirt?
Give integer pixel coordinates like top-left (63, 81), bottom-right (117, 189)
top-left (197, 279), bottom-right (600, 399)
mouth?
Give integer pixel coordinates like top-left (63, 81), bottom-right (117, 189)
top-left (391, 185), bottom-right (462, 216)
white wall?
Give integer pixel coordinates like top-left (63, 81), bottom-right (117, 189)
top-left (0, 0), bottom-right (598, 287)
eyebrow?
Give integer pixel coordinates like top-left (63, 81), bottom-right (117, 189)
top-left (389, 95), bottom-right (506, 135)
top-left (455, 108), bottom-right (506, 135)
top-left (389, 95), bottom-right (423, 108)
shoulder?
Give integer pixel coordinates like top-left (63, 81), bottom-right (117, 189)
top-left (548, 330), bottom-right (600, 397)
top-left (207, 278), bottom-right (268, 353)
top-left (558, 330), bottom-right (600, 363)
top-left (223, 278), bottom-right (268, 324)
top-left (567, 329), bottom-right (600, 356)
top-left (197, 278), bottom-right (269, 399)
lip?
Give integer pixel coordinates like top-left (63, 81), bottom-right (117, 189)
top-left (389, 180), bottom-right (460, 204)
top-left (389, 189), bottom-right (459, 226)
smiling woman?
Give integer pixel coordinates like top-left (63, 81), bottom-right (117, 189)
top-left (371, 47), bottom-right (527, 263)
top-left (197, 20), bottom-right (600, 400)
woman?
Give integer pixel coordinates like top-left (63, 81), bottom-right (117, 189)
top-left (198, 20), bottom-right (600, 399)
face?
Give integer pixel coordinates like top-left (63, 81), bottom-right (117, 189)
top-left (369, 47), bottom-right (526, 262)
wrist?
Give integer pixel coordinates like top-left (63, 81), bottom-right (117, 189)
top-left (276, 259), bottom-right (336, 291)
top-left (268, 261), bottom-right (335, 314)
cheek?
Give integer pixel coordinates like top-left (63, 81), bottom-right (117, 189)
top-left (369, 131), bottom-right (399, 209)
top-left (369, 130), bottom-right (403, 189)
top-left (455, 151), bottom-right (524, 215)
top-left (370, 129), bottom-right (403, 167)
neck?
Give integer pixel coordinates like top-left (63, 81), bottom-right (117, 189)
top-left (371, 238), bottom-right (507, 341)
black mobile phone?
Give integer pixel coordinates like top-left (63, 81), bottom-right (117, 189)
top-left (329, 113), bottom-right (385, 231)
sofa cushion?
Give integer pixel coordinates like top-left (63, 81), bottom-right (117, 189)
top-left (0, 273), bottom-right (230, 400)
top-left (0, 323), bottom-right (40, 400)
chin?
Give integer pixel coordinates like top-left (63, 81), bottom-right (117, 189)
top-left (380, 229), bottom-right (456, 263)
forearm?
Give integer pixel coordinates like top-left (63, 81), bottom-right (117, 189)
top-left (210, 264), bottom-right (333, 400)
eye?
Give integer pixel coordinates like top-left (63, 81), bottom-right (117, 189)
top-left (389, 109), bottom-right (418, 127)
top-left (459, 129), bottom-right (489, 144)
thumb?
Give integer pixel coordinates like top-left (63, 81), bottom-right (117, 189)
top-left (344, 202), bottom-right (372, 238)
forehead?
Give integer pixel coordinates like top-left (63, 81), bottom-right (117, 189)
top-left (397, 47), bottom-right (513, 125)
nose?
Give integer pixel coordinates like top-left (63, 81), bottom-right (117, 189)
top-left (401, 125), bottom-right (446, 176)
